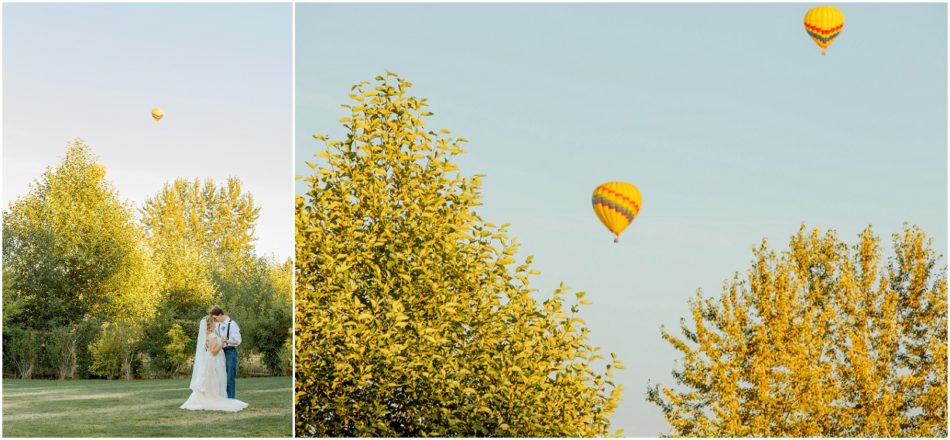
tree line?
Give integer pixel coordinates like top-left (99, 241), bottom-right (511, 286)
top-left (3, 140), bottom-right (292, 380)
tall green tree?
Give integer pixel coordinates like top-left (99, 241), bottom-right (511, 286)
top-left (296, 73), bottom-right (623, 437)
top-left (3, 140), bottom-right (154, 330)
top-left (648, 224), bottom-right (947, 437)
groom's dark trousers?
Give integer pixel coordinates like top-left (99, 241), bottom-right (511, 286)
top-left (224, 346), bottom-right (238, 399)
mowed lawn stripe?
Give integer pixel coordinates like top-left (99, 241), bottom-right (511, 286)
top-left (3, 376), bottom-right (292, 437)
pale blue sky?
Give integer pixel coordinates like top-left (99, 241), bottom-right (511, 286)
top-left (296, 3), bottom-right (947, 436)
top-left (4, 3), bottom-right (292, 260)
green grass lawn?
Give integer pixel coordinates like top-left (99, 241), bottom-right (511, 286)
top-left (3, 376), bottom-right (292, 437)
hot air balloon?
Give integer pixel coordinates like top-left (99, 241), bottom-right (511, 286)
top-left (151, 107), bottom-right (164, 122)
top-left (804, 6), bottom-right (844, 55)
top-left (592, 182), bottom-right (641, 243)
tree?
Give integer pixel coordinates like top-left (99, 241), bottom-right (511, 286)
top-left (140, 177), bottom-right (266, 316)
top-left (141, 177), bottom-right (256, 313)
top-left (140, 177), bottom-right (290, 376)
top-left (141, 177), bottom-right (259, 275)
top-left (295, 73), bottom-right (622, 437)
top-left (648, 224), bottom-right (947, 437)
top-left (2, 139), bottom-right (155, 330)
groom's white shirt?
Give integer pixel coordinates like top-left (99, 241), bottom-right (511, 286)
top-left (215, 317), bottom-right (242, 348)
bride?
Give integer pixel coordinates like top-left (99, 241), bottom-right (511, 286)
top-left (181, 315), bottom-right (248, 412)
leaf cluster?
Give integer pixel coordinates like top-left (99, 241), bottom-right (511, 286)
top-left (649, 224), bottom-right (947, 437)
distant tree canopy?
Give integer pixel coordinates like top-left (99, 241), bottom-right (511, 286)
top-left (3, 139), bottom-right (291, 380)
top-left (649, 224), bottom-right (947, 437)
top-left (295, 73), bottom-right (622, 437)
top-left (141, 177), bottom-right (259, 273)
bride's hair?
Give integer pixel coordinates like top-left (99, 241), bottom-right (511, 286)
top-left (205, 315), bottom-right (215, 337)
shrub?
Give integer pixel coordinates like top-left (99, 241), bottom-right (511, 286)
top-left (88, 322), bottom-right (138, 379)
top-left (141, 310), bottom-right (198, 378)
top-left (73, 318), bottom-right (103, 378)
top-left (89, 323), bottom-right (124, 379)
top-left (45, 326), bottom-right (78, 379)
top-left (4, 326), bottom-right (39, 379)
top-left (164, 323), bottom-right (193, 378)
top-left (249, 306), bottom-right (292, 375)
top-left (277, 332), bottom-right (292, 376)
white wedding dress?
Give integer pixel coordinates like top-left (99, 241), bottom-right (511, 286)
top-left (181, 317), bottom-right (248, 412)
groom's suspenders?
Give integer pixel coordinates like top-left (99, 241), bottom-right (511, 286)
top-left (225, 320), bottom-right (233, 349)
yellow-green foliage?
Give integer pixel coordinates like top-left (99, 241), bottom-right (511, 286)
top-left (648, 224), bottom-right (947, 437)
top-left (3, 140), bottom-right (156, 329)
top-left (140, 177), bottom-right (261, 312)
top-left (295, 73), bottom-right (623, 437)
top-left (141, 177), bottom-right (260, 273)
top-left (89, 322), bottom-right (136, 380)
top-left (164, 323), bottom-right (193, 377)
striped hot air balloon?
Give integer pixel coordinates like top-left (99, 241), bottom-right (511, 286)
top-left (592, 182), bottom-right (642, 243)
top-left (804, 6), bottom-right (844, 55)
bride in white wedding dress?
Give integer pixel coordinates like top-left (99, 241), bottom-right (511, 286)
top-left (181, 315), bottom-right (248, 412)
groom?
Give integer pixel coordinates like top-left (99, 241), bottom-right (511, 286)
top-left (210, 307), bottom-right (242, 399)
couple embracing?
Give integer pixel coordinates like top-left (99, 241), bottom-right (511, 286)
top-left (181, 306), bottom-right (248, 412)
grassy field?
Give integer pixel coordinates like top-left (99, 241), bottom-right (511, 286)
top-left (3, 376), bottom-right (292, 437)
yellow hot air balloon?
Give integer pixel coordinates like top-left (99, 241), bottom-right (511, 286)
top-left (151, 107), bottom-right (164, 122)
top-left (592, 182), bottom-right (642, 243)
top-left (804, 6), bottom-right (844, 55)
